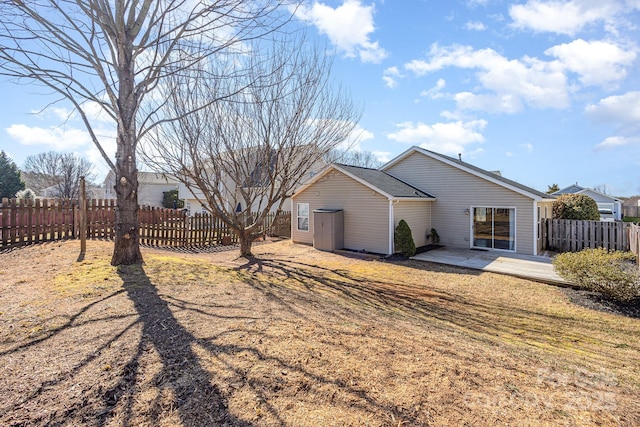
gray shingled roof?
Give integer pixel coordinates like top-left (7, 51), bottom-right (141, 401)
top-left (336, 164), bottom-right (435, 199)
top-left (420, 149), bottom-right (554, 200)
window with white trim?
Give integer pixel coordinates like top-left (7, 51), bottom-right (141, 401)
top-left (297, 203), bottom-right (309, 231)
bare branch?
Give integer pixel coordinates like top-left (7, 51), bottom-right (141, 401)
top-left (140, 33), bottom-right (361, 256)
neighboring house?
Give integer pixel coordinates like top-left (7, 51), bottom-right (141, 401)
top-left (178, 156), bottom-right (326, 216)
top-left (104, 171), bottom-right (179, 207)
top-left (292, 146), bottom-right (555, 256)
top-left (551, 184), bottom-right (623, 221)
top-left (622, 195), bottom-right (640, 218)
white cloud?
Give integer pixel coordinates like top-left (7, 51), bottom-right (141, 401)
top-left (454, 92), bottom-right (523, 114)
top-left (420, 78), bottom-right (447, 99)
top-left (295, 0), bottom-right (388, 63)
top-left (545, 39), bottom-right (636, 87)
top-left (464, 21), bottom-right (487, 31)
top-left (335, 124), bottom-right (374, 152)
top-left (585, 91), bottom-right (640, 128)
top-left (383, 66), bottom-right (402, 89)
top-left (405, 44), bottom-right (568, 113)
top-left (386, 119), bottom-right (487, 155)
top-left (5, 122), bottom-right (116, 180)
top-left (595, 136), bottom-right (640, 150)
top-left (6, 124), bottom-right (91, 149)
top-left (509, 0), bottom-right (623, 35)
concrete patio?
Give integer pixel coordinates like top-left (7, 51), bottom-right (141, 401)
top-left (412, 247), bottom-right (569, 285)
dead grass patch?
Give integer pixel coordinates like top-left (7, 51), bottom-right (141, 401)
top-left (0, 239), bottom-right (638, 426)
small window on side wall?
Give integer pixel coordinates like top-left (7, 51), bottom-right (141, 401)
top-left (297, 203), bottom-right (309, 231)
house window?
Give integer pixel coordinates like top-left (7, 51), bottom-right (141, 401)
top-left (297, 203), bottom-right (309, 231)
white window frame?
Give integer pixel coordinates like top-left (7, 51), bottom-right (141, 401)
top-left (297, 203), bottom-right (309, 232)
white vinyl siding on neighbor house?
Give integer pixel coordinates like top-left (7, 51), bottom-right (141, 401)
top-left (291, 170), bottom-right (391, 254)
top-left (393, 201), bottom-right (432, 248)
top-left (386, 151), bottom-right (538, 255)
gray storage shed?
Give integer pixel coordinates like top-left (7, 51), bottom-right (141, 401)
top-left (313, 209), bottom-right (344, 252)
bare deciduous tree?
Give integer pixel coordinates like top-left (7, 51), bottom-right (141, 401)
top-left (325, 149), bottom-right (384, 169)
top-left (0, 0), bottom-right (290, 265)
top-left (23, 151), bottom-right (96, 199)
top-left (140, 36), bottom-right (360, 257)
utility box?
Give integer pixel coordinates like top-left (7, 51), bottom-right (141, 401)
top-left (313, 209), bottom-right (344, 252)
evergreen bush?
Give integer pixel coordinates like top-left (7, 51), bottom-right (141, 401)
top-left (394, 219), bottom-right (416, 257)
top-left (162, 189), bottom-right (184, 209)
top-left (552, 194), bottom-right (599, 220)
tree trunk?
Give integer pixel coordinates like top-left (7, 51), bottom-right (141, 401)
top-left (111, 42), bottom-right (143, 266)
top-left (238, 230), bottom-right (254, 258)
top-left (111, 136), bottom-right (143, 266)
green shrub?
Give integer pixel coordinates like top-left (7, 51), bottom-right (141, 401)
top-left (552, 194), bottom-right (599, 220)
top-left (429, 228), bottom-right (440, 245)
top-left (623, 217), bottom-right (640, 223)
top-left (553, 248), bottom-right (639, 302)
top-left (394, 219), bottom-right (416, 257)
top-left (162, 189), bottom-right (184, 209)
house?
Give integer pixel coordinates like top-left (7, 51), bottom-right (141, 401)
top-left (552, 184), bottom-right (623, 221)
top-left (292, 146), bottom-right (555, 256)
top-left (177, 154), bottom-right (326, 216)
top-left (104, 171), bottom-right (179, 207)
top-left (622, 195), bottom-right (640, 218)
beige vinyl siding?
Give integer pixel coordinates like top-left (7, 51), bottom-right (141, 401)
top-left (292, 170), bottom-right (390, 254)
top-left (387, 152), bottom-right (538, 255)
top-left (394, 201), bottom-right (431, 247)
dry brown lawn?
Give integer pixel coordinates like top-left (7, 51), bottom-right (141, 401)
top-left (0, 239), bottom-right (638, 426)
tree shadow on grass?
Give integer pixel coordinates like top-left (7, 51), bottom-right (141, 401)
top-left (233, 256), bottom-right (640, 361)
top-left (99, 265), bottom-right (253, 427)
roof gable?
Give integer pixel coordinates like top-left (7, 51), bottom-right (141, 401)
top-left (552, 184), bottom-right (585, 195)
top-left (292, 163), bottom-right (435, 201)
top-left (382, 146), bottom-right (554, 201)
top-left (552, 184), bottom-right (621, 202)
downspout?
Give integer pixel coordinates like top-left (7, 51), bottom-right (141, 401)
top-left (533, 200), bottom-right (538, 256)
top-left (387, 199), bottom-right (397, 255)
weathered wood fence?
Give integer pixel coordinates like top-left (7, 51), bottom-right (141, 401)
top-left (629, 223), bottom-right (640, 265)
top-left (0, 197), bottom-right (290, 250)
top-left (542, 219), bottom-right (632, 252)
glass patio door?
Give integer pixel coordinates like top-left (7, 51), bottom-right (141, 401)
top-left (472, 207), bottom-right (515, 251)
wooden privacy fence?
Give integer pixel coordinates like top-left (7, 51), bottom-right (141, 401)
top-left (629, 223), bottom-right (640, 265)
top-left (542, 219), bottom-right (632, 252)
top-left (1, 197), bottom-right (291, 249)
top-left (0, 198), bottom-right (76, 247)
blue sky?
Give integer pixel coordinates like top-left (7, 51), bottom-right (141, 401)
top-left (2, 0), bottom-right (640, 196)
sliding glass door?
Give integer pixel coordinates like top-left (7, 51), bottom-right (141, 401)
top-left (472, 207), bottom-right (515, 251)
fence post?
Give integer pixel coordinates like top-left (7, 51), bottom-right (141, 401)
top-left (79, 177), bottom-right (87, 259)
